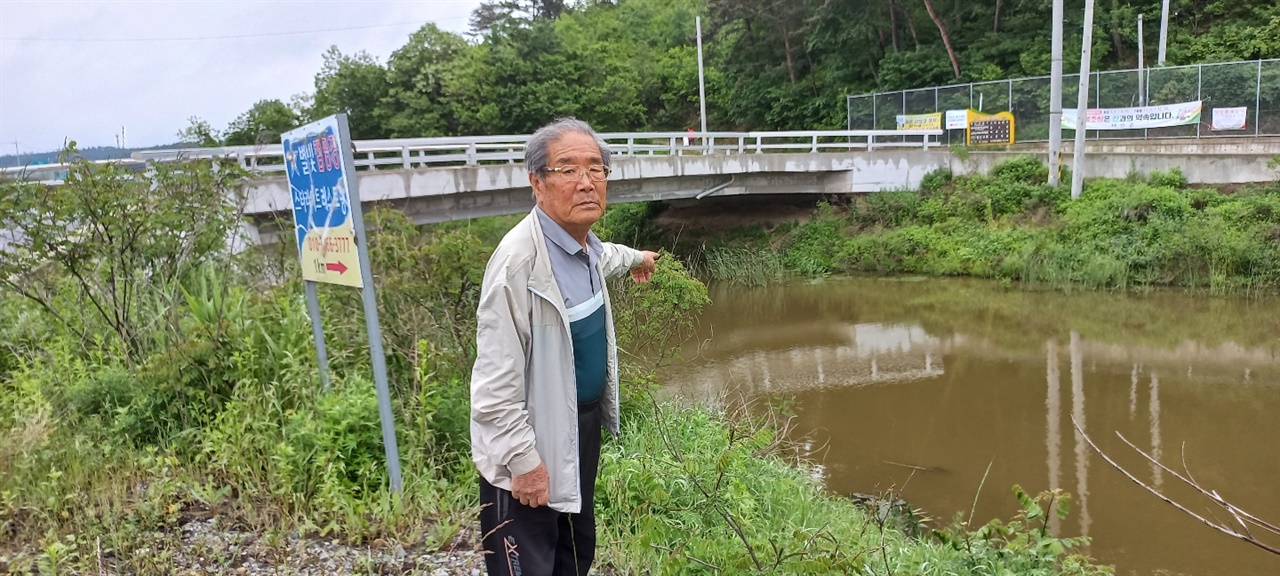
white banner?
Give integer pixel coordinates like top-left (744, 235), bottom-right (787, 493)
top-left (1062, 100), bottom-right (1202, 130)
top-left (945, 110), bottom-right (969, 130)
top-left (1211, 107), bottom-right (1248, 131)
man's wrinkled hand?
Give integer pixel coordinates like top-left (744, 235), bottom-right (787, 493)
top-left (512, 462), bottom-right (550, 508)
top-left (630, 250), bottom-right (660, 283)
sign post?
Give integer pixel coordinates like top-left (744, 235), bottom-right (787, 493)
top-left (283, 113), bottom-right (404, 493)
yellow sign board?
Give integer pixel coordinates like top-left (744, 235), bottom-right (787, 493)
top-left (896, 112), bottom-right (942, 130)
top-left (966, 110), bottom-right (1016, 146)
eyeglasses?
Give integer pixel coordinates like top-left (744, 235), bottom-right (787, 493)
top-left (544, 164), bottom-right (612, 182)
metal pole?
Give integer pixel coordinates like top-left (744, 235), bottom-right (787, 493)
top-left (1071, 0), bottom-right (1096, 200)
top-left (1196, 64), bottom-right (1202, 139)
top-left (1157, 0), bottom-right (1170, 66)
top-left (1137, 14), bottom-right (1145, 106)
top-left (338, 113), bottom-right (403, 493)
top-left (696, 16), bottom-right (707, 134)
top-left (305, 282), bottom-right (332, 392)
top-left (1048, 0), bottom-right (1064, 186)
top-left (1256, 60), bottom-right (1262, 137)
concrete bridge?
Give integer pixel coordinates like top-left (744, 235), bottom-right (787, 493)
top-left (8, 131), bottom-right (1279, 245)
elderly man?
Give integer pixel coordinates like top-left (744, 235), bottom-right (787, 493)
top-left (470, 117), bottom-right (659, 576)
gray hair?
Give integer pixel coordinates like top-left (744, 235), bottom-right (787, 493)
top-left (525, 117), bottom-right (612, 178)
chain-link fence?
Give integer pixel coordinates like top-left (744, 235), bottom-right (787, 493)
top-left (846, 58), bottom-right (1280, 142)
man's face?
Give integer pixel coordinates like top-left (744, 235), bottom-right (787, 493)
top-left (530, 131), bottom-right (607, 236)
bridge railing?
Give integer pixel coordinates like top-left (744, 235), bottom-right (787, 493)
top-left (4, 130), bottom-right (941, 184)
top-left (121, 130), bottom-right (942, 176)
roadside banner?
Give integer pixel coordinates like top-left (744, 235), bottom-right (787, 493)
top-left (945, 110), bottom-right (969, 130)
top-left (1211, 107), bottom-right (1248, 131)
top-left (966, 110), bottom-right (1016, 145)
top-left (284, 116), bottom-right (364, 288)
top-left (1061, 100), bottom-right (1202, 130)
top-left (896, 112), bottom-right (942, 130)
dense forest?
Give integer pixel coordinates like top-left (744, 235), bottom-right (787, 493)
top-left (187, 0), bottom-right (1279, 144)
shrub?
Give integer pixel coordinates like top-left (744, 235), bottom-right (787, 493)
top-left (920, 167), bottom-right (954, 194)
top-left (1147, 167), bottom-right (1187, 189)
top-left (782, 202), bottom-right (845, 276)
top-left (991, 155), bottom-right (1049, 185)
top-left (857, 190), bottom-right (921, 227)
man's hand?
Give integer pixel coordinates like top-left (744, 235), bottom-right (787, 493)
top-left (630, 250), bottom-right (660, 283)
top-left (512, 462), bottom-right (550, 508)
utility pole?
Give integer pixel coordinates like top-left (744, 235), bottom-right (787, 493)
top-left (696, 16), bottom-right (708, 134)
top-left (1137, 14), bottom-right (1145, 105)
top-left (1158, 0), bottom-right (1169, 65)
top-left (1047, 0), bottom-right (1065, 186)
top-left (1071, 0), bottom-right (1096, 200)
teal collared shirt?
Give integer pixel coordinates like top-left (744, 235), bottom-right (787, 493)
top-left (534, 207), bottom-right (608, 404)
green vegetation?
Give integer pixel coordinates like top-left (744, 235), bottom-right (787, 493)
top-left (0, 153), bottom-right (1110, 573)
top-left (691, 157), bottom-right (1280, 296)
top-left (173, 0), bottom-right (1280, 146)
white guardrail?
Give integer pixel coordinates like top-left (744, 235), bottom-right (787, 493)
top-left (2, 130), bottom-right (942, 183)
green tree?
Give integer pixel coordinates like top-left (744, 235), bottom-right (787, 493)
top-left (379, 24), bottom-right (473, 137)
top-left (224, 99), bottom-right (299, 146)
top-left (176, 116), bottom-right (220, 147)
top-left (312, 47), bottom-right (391, 139)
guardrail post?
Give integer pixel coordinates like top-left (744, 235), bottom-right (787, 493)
top-left (670, 137), bottom-right (678, 156)
top-left (467, 142), bottom-right (478, 166)
top-left (627, 138), bottom-right (635, 155)
top-left (738, 137), bottom-right (745, 154)
top-left (707, 136), bottom-right (715, 155)
top-left (401, 147), bottom-right (410, 169)
top-left (754, 135), bottom-right (762, 154)
top-left (868, 134), bottom-right (875, 152)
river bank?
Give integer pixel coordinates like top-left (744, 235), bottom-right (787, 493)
top-left (0, 155), bottom-right (1132, 574)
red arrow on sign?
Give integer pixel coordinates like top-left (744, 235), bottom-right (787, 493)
top-left (325, 261), bottom-right (348, 274)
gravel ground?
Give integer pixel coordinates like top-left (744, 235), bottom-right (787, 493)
top-left (1, 517), bottom-right (488, 575)
top-left (154, 518), bottom-right (488, 575)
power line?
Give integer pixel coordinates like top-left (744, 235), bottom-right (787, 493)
top-left (0, 17), bottom-right (468, 43)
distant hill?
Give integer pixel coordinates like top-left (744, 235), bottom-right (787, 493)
top-left (0, 143), bottom-right (186, 169)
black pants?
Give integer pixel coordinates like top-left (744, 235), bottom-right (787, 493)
top-left (480, 400), bottom-right (602, 576)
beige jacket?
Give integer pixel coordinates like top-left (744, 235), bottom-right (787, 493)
top-left (469, 209), bottom-right (643, 513)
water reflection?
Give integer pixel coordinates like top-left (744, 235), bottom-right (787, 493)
top-left (1149, 370), bottom-right (1162, 491)
top-left (672, 322), bottom-right (945, 404)
top-left (1071, 331), bottom-right (1091, 538)
top-left (662, 278), bottom-right (1280, 576)
top-left (1046, 339), bottom-right (1062, 536)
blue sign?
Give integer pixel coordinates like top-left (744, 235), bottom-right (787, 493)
top-left (282, 116), bottom-right (363, 287)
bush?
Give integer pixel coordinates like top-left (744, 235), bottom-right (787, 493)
top-left (857, 190), bottom-right (921, 228)
top-left (1147, 167), bottom-right (1188, 189)
top-left (991, 155), bottom-right (1049, 185)
top-left (782, 202), bottom-right (845, 276)
top-left (920, 167), bottom-right (953, 194)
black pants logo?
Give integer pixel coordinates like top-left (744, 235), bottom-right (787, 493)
top-left (504, 535), bottom-right (522, 576)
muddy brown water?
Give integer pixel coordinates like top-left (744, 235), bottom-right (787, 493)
top-left (659, 277), bottom-right (1280, 576)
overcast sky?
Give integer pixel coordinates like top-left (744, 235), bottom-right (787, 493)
top-left (0, 0), bottom-right (483, 155)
